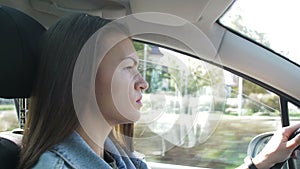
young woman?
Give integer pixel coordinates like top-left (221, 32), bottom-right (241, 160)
top-left (18, 14), bottom-right (148, 169)
top-left (18, 13), bottom-right (300, 169)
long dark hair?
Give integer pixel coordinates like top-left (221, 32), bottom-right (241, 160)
top-left (18, 14), bottom-right (118, 168)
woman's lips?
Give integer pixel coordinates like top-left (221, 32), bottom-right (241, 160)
top-left (136, 96), bottom-right (143, 106)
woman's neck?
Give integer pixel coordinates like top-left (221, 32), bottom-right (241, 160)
top-left (76, 125), bottom-right (112, 158)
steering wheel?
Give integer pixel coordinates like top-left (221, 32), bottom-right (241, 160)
top-left (270, 128), bottom-right (300, 169)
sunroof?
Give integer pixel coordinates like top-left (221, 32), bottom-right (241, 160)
top-left (219, 0), bottom-right (300, 65)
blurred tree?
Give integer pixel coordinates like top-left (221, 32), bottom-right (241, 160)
top-left (243, 80), bottom-right (267, 96)
top-left (133, 41), bottom-right (144, 59)
top-left (222, 8), bottom-right (271, 47)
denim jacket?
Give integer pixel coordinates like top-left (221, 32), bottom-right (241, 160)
top-left (32, 132), bottom-right (149, 169)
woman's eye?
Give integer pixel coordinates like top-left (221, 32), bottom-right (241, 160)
top-left (121, 58), bottom-right (138, 70)
top-left (124, 64), bottom-right (138, 71)
top-left (125, 66), bottom-right (134, 69)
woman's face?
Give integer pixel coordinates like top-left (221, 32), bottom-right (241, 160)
top-left (95, 37), bottom-right (148, 125)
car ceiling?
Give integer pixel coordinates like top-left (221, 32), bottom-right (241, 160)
top-left (0, 0), bottom-right (232, 25)
top-left (1, 0), bottom-right (300, 102)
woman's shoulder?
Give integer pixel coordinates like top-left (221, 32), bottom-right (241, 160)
top-left (31, 150), bottom-right (72, 169)
top-left (32, 132), bottom-right (112, 169)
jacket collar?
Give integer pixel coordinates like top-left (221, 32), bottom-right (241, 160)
top-left (51, 132), bottom-right (112, 169)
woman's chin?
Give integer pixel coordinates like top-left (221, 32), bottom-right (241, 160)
top-left (117, 110), bottom-right (141, 124)
top-left (129, 110), bottom-right (141, 122)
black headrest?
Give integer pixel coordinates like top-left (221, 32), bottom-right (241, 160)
top-left (0, 137), bottom-right (20, 169)
top-left (0, 131), bottom-right (22, 169)
top-left (0, 5), bottom-right (45, 98)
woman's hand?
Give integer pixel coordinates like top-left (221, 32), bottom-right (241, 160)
top-left (252, 123), bottom-right (300, 169)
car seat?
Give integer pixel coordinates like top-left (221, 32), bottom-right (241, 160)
top-left (0, 5), bottom-right (45, 169)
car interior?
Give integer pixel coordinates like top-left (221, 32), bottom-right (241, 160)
top-left (0, 0), bottom-right (300, 169)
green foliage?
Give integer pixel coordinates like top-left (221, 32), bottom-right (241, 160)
top-left (133, 41), bottom-right (144, 51)
top-left (134, 40), bottom-right (280, 117)
top-left (243, 80), bottom-right (267, 96)
top-left (244, 93), bottom-right (280, 114)
top-left (0, 104), bottom-right (15, 111)
top-left (133, 41), bottom-right (154, 60)
top-left (185, 65), bottom-right (210, 96)
top-left (133, 41), bottom-right (144, 59)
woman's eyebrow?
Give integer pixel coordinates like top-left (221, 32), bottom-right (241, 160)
top-left (123, 57), bottom-right (138, 65)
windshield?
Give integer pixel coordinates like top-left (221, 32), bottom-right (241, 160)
top-left (219, 0), bottom-right (300, 66)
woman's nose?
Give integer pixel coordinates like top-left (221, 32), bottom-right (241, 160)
top-left (135, 74), bottom-right (148, 91)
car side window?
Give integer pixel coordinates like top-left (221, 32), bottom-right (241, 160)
top-left (288, 102), bottom-right (300, 167)
top-left (133, 41), bottom-right (282, 168)
top-left (0, 99), bottom-right (18, 132)
top-left (289, 102), bottom-right (300, 124)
